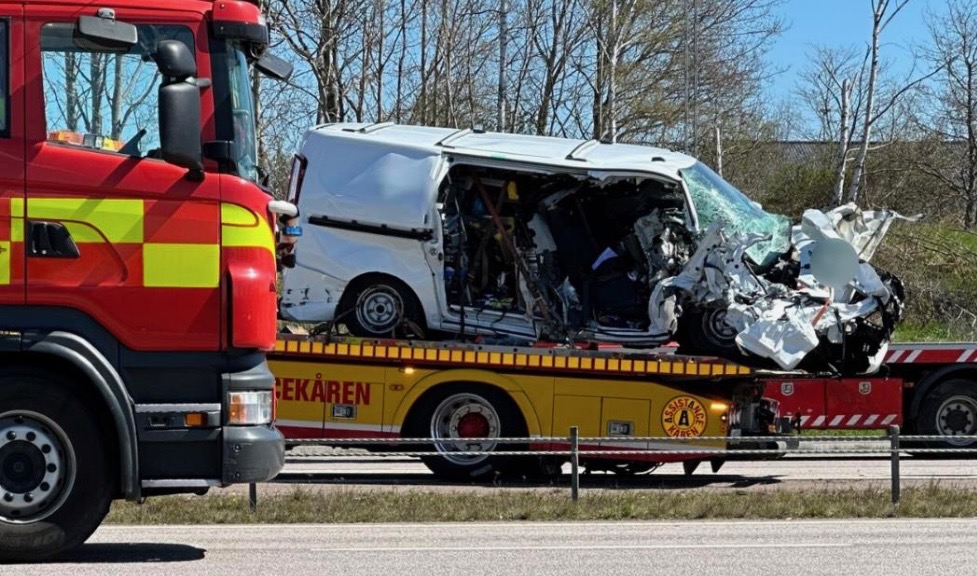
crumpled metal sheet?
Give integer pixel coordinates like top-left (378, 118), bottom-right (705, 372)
top-left (736, 303), bottom-right (820, 370)
top-left (659, 205), bottom-right (911, 371)
top-left (793, 203), bottom-right (920, 262)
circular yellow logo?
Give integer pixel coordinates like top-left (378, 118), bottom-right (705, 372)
top-left (661, 396), bottom-right (708, 438)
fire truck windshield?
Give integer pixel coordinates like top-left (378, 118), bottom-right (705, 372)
top-left (222, 42), bottom-right (260, 183)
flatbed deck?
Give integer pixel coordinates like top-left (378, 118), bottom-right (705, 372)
top-left (272, 334), bottom-right (755, 379)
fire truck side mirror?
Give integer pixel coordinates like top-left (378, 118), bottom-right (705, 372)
top-left (156, 40), bottom-right (203, 175)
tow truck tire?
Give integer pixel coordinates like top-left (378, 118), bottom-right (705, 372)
top-left (0, 372), bottom-right (114, 562)
top-left (914, 379), bottom-right (977, 454)
top-left (409, 385), bottom-right (529, 482)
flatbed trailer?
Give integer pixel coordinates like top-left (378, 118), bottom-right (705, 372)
top-left (270, 335), bottom-right (790, 479)
top-left (763, 342), bottom-right (977, 443)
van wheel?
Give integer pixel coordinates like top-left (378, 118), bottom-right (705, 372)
top-left (410, 386), bottom-right (527, 481)
top-left (340, 277), bottom-right (424, 338)
top-left (914, 379), bottom-right (977, 453)
top-left (0, 371), bottom-right (114, 562)
top-left (677, 307), bottom-right (741, 359)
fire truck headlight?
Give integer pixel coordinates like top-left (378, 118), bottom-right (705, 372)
top-left (228, 391), bottom-right (274, 425)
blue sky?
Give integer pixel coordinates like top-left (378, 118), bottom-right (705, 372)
top-left (766, 0), bottom-right (947, 106)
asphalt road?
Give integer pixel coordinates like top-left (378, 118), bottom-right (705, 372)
top-left (18, 519), bottom-right (977, 575)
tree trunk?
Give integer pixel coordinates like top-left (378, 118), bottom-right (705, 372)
top-left (607, 0), bottom-right (618, 143)
top-left (497, 0), bottom-right (508, 131)
top-left (111, 55), bottom-right (123, 139)
top-left (395, 0), bottom-right (406, 122)
top-left (356, 12), bottom-right (368, 123)
top-left (966, 53), bottom-right (976, 228)
top-left (90, 53), bottom-right (105, 134)
top-left (848, 2), bottom-right (884, 204)
top-left (317, 3), bottom-right (339, 123)
top-left (713, 125), bottom-right (723, 176)
top-left (592, 7), bottom-right (604, 140)
top-left (420, 0), bottom-right (428, 124)
top-left (833, 78), bottom-right (851, 205)
top-left (376, 0), bottom-right (385, 120)
top-left (65, 53), bottom-right (78, 131)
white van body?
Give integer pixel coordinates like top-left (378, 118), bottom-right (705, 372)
top-left (276, 122), bottom-right (902, 376)
top-left (278, 122), bottom-right (734, 344)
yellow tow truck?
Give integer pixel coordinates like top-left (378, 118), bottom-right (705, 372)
top-left (269, 334), bottom-right (789, 479)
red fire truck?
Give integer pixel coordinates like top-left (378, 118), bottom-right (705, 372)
top-left (0, 0), bottom-right (290, 561)
top-left (765, 342), bottom-right (977, 442)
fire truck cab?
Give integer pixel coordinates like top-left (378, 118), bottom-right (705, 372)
top-left (0, 1), bottom-right (290, 561)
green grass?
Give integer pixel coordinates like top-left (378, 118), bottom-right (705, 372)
top-left (875, 222), bottom-right (977, 342)
top-left (893, 321), bottom-right (961, 342)
top-left (106, 485), bottom-right (977, 524)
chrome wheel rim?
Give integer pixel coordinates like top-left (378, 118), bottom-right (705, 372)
top-left (0, 411), bottom-right (76, 523)
top-left (429, 393), bottom-right (501, 466)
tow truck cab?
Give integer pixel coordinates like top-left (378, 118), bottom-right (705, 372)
top-left (0, 0), bottom-right (292, 561)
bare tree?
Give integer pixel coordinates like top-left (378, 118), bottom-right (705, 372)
top-left (799, 3), bottom-right (936, 207)
top-left (497, 0), bottom-right (508, 130)
top-left (526, 0), bottom-right (588, 135)
top-left (915, 0), bottom-right (977, 227)
top-left (798, 46), bottom-right (865, 204)
top-left (267, 0), bottom-right (360, 123)
top-left (847, 0), bottom-right (909, 204)
top-left (257, 0), bottom-right (783, 165)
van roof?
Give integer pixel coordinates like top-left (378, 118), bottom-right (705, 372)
top-left (306, 122), bottom-right (698, 179)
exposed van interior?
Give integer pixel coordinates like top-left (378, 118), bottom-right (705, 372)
top-left (438, 162), bottom-right (695, 341)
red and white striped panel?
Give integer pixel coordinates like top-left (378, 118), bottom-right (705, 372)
top-left (798, 414), bottom-right (899, 428)
top-left (886, 344), bottom-right (977, 365)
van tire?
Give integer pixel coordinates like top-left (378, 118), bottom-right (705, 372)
top-left (339, 276), bottom-right (424, 338)
top-left (676, 306), bottom-right (742, 360)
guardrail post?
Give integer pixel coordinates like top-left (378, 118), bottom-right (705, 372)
top-left (249, 482), bottom-right (258, 513)
top-left (570, 426), bottom-right (580, 502)
top-left (889, 425), bottom-right (900, 505)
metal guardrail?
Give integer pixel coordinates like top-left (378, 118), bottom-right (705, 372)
top-left (248, 425), bottom-right (977, 511)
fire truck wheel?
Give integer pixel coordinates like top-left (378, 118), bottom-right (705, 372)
top-left (410, 385), bottom-right (528, 481)
top-left (339, 276), bottom-right (425, 338)
top-left (0, 372), bottom-right (114, 562)
top-left (915, 379), bottom-right (977, 452)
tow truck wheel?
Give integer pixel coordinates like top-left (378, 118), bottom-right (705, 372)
top-left (916, 379), bottom-right (977, 452)
top-left (411, 385), bottom-right (528, 481)
top-left (0, 372), bottom-right (113, 562)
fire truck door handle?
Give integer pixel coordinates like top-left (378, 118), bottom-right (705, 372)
top-left (28, 221), bottom-right (81, 258)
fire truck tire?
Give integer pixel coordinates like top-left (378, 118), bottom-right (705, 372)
top-left (339, 275), bottom-right (425, 338)
top-left (914, 379), bottom-right (977, 452)
top-left (0, 371), bottom-right (114, 562)
top-left (409, 385), bottom-right (529, 481)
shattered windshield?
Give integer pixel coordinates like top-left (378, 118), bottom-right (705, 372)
top-left (681, 162), bottom-right (790, 268)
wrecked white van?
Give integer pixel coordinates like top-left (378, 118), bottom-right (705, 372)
top-left (279, 123), bottom-right (906, 374)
